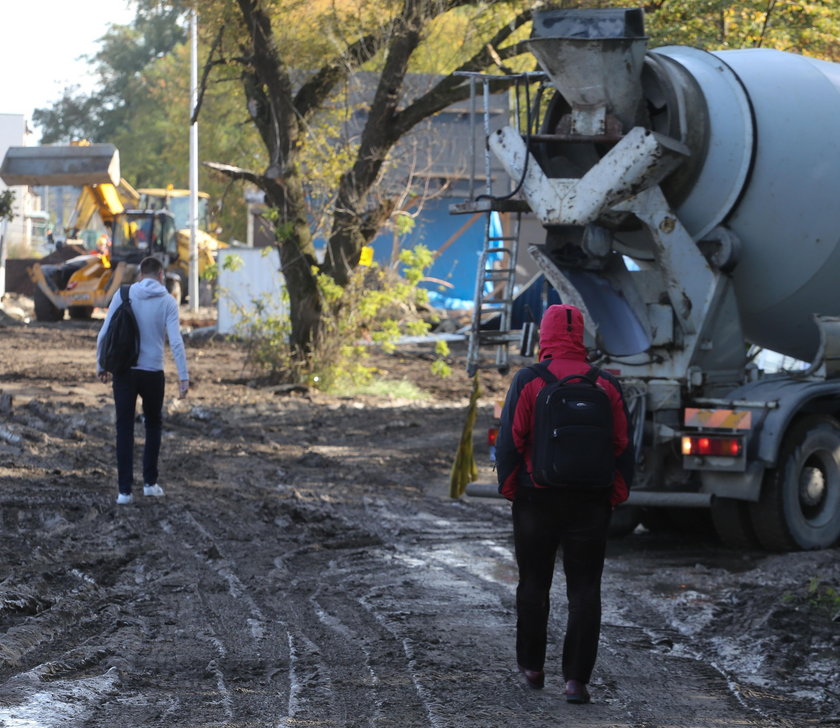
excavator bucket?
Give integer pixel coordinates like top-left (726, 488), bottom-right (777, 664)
top-left (0, 144), bottom-right (120, 186)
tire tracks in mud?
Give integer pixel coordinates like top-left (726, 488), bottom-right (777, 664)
top-left (601, 552), bottom-right (838, 727)
top-left (1, 473), bottom-right (829, 728)
top-left (0, 479), bottom-right (805, 728)
top-left (2, 327), bottom-right (834, 727)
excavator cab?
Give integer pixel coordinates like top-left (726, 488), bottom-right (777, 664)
top-left (112, 210), bottom-right (177, 263)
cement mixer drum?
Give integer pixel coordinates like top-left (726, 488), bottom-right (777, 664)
top-left (645, 47), bottom-right (840, 363)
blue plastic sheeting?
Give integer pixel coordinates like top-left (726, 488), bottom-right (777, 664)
top-left (509, 274), bottom-right (562, 328)
top-left (367, 199), bottom-right (497, 309)
top-left (481, 274), bottom-right (562, 330)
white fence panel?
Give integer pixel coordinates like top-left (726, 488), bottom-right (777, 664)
top-left (216, 247), bottom-right (286, 335)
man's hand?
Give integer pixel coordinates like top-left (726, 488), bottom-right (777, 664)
top-left (179, 379), bottom-right (190, 398)
top-left (98, 371), bottom-right (110, 384)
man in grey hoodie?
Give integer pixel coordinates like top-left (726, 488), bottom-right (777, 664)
top-left (96, 256), bottom-right (190, 505)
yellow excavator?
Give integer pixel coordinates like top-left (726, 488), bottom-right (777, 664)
top-left (0, 143), bottom-right (224, 321)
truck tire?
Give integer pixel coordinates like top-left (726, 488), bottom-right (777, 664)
top-left (68, 306), bottom-right (93, 320)
top-left (711, 497), bottom-right (760, 549)
top-left (33, 288), bottom-right (63, 322)
top-left (750, 415), bottom-right (840, 551)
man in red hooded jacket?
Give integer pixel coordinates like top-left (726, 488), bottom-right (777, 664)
top-left (495, 304), bottom-right (633, 703)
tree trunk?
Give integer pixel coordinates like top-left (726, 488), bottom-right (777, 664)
top-left (277, 238), bottom-right (321, 359)
top-left (262, 176), bottom-right (322, 358)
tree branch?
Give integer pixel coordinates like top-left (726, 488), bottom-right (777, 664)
top-left (203, 160), bottom-right (265, 187)
top-left (322, 3), bottom-right (532, 284)
top-left (236, 0), bottom-right (297, 175)
top-left (757, 0), bottom-right (778, 48)
top-left (192, 24), bottom-right (226, 125)
top-left (294, 32), bottom-right (383, 121)
top-left (392, 10), bottom-right (533, 137)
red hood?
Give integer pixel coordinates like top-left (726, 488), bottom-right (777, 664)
top-left (539, 304), bottom-right (586, 361)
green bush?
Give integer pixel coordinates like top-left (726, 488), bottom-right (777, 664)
top-left (0, 189), bottom-right (14, 222)
top-left (229, 244), bottom-right (452, 392)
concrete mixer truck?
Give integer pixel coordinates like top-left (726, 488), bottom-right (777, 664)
top-left (458, 7), bottom-right (840, 551)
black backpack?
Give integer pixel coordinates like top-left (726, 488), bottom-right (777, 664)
top-left (529, 363), bottom-right (614, 491)
top-left (98, 284), bottom-right (140, 375)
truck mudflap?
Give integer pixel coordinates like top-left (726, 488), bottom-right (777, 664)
top-left (699, 461), bottom-right (765, 502)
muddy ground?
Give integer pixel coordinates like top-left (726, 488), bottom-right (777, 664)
top-left (0, 297), bottom-right (838, 728)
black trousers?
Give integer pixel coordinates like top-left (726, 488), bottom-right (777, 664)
top-left (113, 369), bottom-right (165, 495)
top-left (512, 487), bottom-right (611, 682)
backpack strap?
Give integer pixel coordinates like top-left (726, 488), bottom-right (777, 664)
top-left (530, 362), bottom-right (602, 387)
top-left (554, 366), bottom-right (602, 387)
top-left (584, 366), bottom-right (601, 383)
top-left (120, 284), bottom-right (131, 306)
top-left (529, 361), bottom-right (558, 385)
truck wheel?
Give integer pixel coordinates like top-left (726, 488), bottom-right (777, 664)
top-left (711, 497), bottom-right (760, 549)
top-left (68, 306), bottom-right (93, 320)
top-left (750, 415), bottom-right (840, 550)
top-left (33, 288), bottom-right (63, 322)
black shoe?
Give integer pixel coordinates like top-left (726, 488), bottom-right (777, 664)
top-left (518, 664), bottom-right (545, 689)
top-left (565, 679), bottom-right (591, 704)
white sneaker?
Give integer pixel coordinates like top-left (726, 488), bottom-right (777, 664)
top-left (116, 493), bottom-right (133, 505)
top-left (144, 483), bottom-right (165, 497)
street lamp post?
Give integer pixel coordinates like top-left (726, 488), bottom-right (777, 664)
top-left (189, 7), bottom-right (199, 313)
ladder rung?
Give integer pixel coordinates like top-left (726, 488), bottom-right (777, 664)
top-left (480, 290), bottom-right (509, 297)
top-left (449, 199), bottom-right (530, 214)
top-left (479, 332), bottom-right (521, 344)
top-left (479, 300), bottom-right (513, 309)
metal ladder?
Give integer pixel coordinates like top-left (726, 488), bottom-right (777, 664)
top-left (452, 72), bottom-right (541, 376)
top-left (465, 202), bottom-right (525, 376)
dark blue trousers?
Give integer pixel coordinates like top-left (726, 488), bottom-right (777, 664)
top-left (512, 488), bottom-right (612, 683)
top-left (113, 369), bottom-right (165, 495)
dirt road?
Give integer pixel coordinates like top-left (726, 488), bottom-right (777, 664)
top-left (0, 314), bottom-right (837, 727)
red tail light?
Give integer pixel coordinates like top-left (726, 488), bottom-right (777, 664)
top-left (682, 435), bottom-right (742, 457)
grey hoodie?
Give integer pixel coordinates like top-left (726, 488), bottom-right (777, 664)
top-left (96, 278), bottom-right (188, 381)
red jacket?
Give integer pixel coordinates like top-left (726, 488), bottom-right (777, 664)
top-left (495, 304), bottom-right (633, 506)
